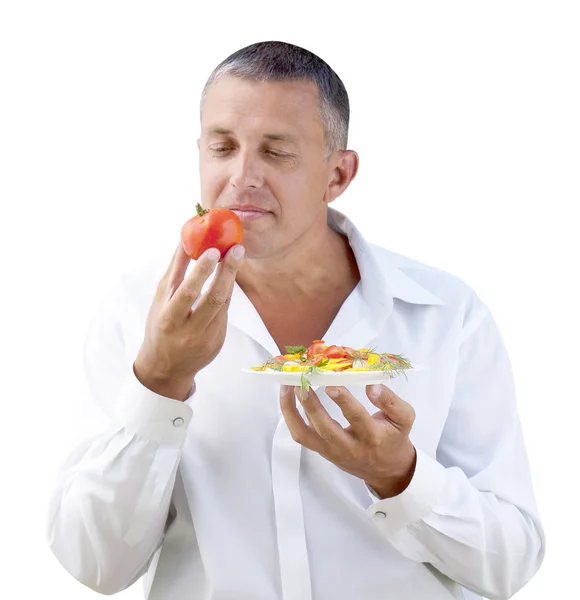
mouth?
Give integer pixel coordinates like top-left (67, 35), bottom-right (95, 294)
top-left (229, 208), bottom-right (271, 222)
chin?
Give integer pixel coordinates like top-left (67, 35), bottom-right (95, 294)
top-left (238, 244), bottom-right (261, 260)
top-left (238, 237), bottom-right (274, 261)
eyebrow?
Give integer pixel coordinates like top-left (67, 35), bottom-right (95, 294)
top-left (263, 133), bottom-right (299, 143)
top-left (205, 127), bottom-right (299, 144)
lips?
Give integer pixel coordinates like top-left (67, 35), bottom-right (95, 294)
top-left (228, 206), bottom-right (271, 222)
top-left (227, 205), bottom-right (270, 213)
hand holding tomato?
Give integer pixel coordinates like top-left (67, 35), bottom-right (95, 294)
top-left (133, 236), bottom-right (245, 401)
top-left (181, 203), bottom-right (244, 262)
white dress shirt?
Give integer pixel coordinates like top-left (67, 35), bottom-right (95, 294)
top-left (46, 207), bottom-right (545, 600)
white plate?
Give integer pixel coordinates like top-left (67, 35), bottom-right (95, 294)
top-left (241, 366), bottom-right (422, 387)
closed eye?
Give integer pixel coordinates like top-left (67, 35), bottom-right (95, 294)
top-left (209, 146), bottom-right (234, 157)
top-left (265, 150), bottom-right (293, 159)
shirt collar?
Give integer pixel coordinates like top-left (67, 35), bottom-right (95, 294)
top-left (327, 207), bottom-right (445, 316)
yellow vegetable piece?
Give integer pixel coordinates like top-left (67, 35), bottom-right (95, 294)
top-left (367, 353), bottom-right (380, 365)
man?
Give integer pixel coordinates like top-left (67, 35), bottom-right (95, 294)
top-left (47, 41), bottom-right (545, 599)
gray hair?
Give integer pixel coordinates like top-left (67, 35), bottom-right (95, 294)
top-left (200, 41), bottom-right (349, 158)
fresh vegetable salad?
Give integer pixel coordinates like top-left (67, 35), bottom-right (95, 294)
top-left (251, 340), bottom-right (414, 390)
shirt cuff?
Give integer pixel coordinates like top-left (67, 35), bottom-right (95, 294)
top-left (113, 372), bottom-right (194, 448)
top-left (366, 447), bottom-right (446, 534)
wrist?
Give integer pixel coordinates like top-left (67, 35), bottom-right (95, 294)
top-left (133, 361), bottom-right (194, 402)
top-left (366, 445), bottom-right (417, 499)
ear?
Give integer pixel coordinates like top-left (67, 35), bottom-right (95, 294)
top-left (324, 150), bottom-right (359, 204)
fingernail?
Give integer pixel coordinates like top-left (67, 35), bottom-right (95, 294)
top-left (207, 248), bottom-right (220, 261)
top-left (326, 387), bottom-right (339, 398)
top-left (370, 384), bottom-right (382, 397)
top-left (232, 246), bottom-right (245, 260)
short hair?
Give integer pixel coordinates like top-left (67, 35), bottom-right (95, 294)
top-left (200, 41), bottom-right (349, 157)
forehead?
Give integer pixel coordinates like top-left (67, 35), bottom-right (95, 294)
top-left (201, 76), bottom-right (324, 142)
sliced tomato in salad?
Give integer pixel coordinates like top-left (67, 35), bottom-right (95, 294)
top-left (306, 340), bottom-right (326, 359)
top-left (322, 345), bottom-right (351, 359)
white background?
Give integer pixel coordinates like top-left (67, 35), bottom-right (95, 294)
top-left (1, 1), bottom-right (578, 598)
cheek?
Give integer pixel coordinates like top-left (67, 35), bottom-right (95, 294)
top-left (200, 162), bottom-right (229, 200)
top-left (273, 169), bottom-right (322, 202)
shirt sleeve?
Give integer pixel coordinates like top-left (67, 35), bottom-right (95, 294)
top-left (46, 272), bottom-right (195, 595)
top-left (366, 295), bottom-right (546, 600)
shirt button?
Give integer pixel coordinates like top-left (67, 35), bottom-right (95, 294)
top-left (172, 417), bottom-right (185, 427)
top-left (375, 511), bottom-right (387, 519)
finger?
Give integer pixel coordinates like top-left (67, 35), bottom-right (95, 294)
top-left (367, 384), bottom-right (416, 431)
top-left (166, 247), bottom-right (221, 319)
top-left (324, 386), bottom-right (376, 438)
top-left (280, 385), bottom-right (325, 452)
top-left (167, 242), bottom-right (192, 294)
top-left (294, 386), bottom-right (354, 448)
top-left (156, 241), bottom-right (190, 299)
top-left (192, 244), bottom-right (245, 322)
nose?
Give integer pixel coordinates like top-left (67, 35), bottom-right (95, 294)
top-left (229, 151), bottom-right (264, 189)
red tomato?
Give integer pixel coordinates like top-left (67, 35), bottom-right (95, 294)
top-left (323, 345), bottom-right (350, 359)
top-left (181, 203), bottom-right (244, 261)
top-left (306, 340), bottom-right (326, 359)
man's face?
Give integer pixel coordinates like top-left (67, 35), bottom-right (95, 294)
top-left (198, 76), bottom-right (338, 259)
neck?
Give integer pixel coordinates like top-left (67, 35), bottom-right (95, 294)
top-left (236, 220), bottom-right (360, 303)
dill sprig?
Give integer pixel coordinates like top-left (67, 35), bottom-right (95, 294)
top-left (346, 346), bottom-right (377, 360)
top-left (366, 352), bottom-right (413, 381)
top-left (300, 358), bottom-right (330, 392)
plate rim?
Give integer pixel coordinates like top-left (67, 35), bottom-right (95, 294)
top-left (241, 365), bottom-right (422, 374)
top-left (241, 366), bottom-right (422, 385)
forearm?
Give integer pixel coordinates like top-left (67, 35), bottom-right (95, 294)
top-left (47, 376), bottom-right (193, 594)
top-left (367, 448), bottom-right (545, 599)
